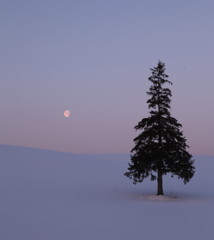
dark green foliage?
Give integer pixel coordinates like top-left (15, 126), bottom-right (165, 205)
top-left (125, 61), bottom-right (195, 195)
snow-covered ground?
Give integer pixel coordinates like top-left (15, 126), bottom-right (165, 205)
top-left (0, 145), bottom-right (213, 240)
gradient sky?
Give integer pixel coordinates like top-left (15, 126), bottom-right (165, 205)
top-left (1, 0), bottom-right (214, 154)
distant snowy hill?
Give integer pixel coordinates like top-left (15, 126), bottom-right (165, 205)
top-left (0, 145), bottom-right (214, 240)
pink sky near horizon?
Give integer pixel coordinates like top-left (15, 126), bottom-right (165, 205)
top-left (0, 0), bottom-right (214, 155)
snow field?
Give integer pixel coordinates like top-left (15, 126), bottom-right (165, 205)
top-left (0, 145), bottom-right (213, 240)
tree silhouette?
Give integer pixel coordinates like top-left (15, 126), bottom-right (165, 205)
top-left (125, 61), bottom-right (195, 195)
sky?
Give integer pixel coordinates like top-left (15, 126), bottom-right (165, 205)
top-left (0, 0), bottom-right (214, 154)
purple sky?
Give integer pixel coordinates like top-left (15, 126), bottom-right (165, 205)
top-left (1, 0), bottom-right (214, 154)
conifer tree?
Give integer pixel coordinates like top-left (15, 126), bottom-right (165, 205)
top-left (125, 61), bottom-right (195, 195)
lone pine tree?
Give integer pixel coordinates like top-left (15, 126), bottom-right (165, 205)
top-left (125, 61), bottom-right (195, 195)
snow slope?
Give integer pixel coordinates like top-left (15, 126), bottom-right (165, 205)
top-left (0, 145), bottom-right (213, 240)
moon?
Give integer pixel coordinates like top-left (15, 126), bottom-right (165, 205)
top-left (64, 110), bottom-right (71, 118)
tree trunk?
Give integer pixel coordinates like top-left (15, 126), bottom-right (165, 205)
top-left (157, 169), bottom-right (164, 195)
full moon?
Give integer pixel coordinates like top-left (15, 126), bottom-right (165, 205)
top-left (64, 110), bottom-right (71, 118)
